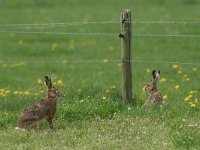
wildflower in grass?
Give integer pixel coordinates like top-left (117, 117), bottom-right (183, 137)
top-left (80, 99), bottom-right (84, 103)
top-left (117, 63), bottom-right (122, 68)
top-left (190, 103), bottom-right (196, 108)
top-left (192, 67), bottom-right (197, 72)
top-left (172, 64), bottom-right (179, 69)
top-left (175, 85), bottom-right (180, 90)
top-left (177, 70), bottom-right (182, 74)
top-left (57, 80), bottom-right (63, 86)
top-left (36, 79), bottom-right (43, 85)
top-left (184, 97), bottom-right (190, 102)
top-left (189, 90), bottom-right (198, 94)
top-left (24, 91), bottom-right (32, 95)
top-left (188, 101), bottom-right (193, 105)
top-left (103, 59), bottom-right (109, 64)
top-left (194, 98), bottom-right (198, 104)
top-left (53, 81), bottom-right (57, 86)
top-left (102, 96), bottom-right (107, 100)
top-left (14, 91), bottom-right (19, 95)
top-left (159, 77), bottom-right (167, 83)
top-left (163, 95), bottom-right (168, 100)
top-left (146, 68), bottom-right (151, 73)
top-left (186, 78), bottom-right (190, 81)
top-left (182, 74), bottom-right (190, 81)
top-left (111, 85), bottom-right (116, 90)
top-left (18, 39), bottom-right (24, 46)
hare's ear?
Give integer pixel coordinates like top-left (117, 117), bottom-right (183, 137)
top-left (45, 76), bottom-right (52, 88)
top-left (152, 70), bottom-right (160, 81)
top-left (152, 70), bottom-right (156, 80)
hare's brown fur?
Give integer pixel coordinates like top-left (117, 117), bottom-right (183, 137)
top-left (143, 70), bottom-right (163, 107)
top-left (18, 76), bottom-right (62, 130)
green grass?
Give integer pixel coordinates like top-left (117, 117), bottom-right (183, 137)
top-left (0, 0), bottom-right (200, 149)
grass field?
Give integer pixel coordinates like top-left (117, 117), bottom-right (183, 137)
top-left (0, 0), bottom-right (200, 149)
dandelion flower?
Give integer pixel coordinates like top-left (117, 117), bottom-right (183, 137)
top-left (190, 103), bottom-right (196, 108)
top-left (36, 79), bottom-right (43, 85)
top-left (175, 85), bottom-right (180, 90)
top-left (190, 104), bottom-right (196, 108)
top-left (194, 98), bottom-right (198, 104)
top-left (192, 67), bottom-right (197, 72)
top-left (160, 78), bottom-right (167, 83)
top-left (18, 39), bottom-right (24, 46)
top-left (102, 96), bottom-right (107, 100)
top-left (103, 59), bottom-right (109, 64)
top-left (189, 90), bottom-right (198, 94)
top-left (111, 85), bottom-right (116, 90)
top-left (14, 91), bottom-right (19, 95)
top-left (172, 64), bottom-right (179, 69)
top-left (163, 95), bottom-right (168, 100)
top-left (146, 68), bottom-right (151, 73)
top-left (177, 70), bottom-right (182, 74)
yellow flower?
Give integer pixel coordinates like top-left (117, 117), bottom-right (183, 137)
top-left (146, 68), bottom-right (151, 73)
top-left (192, 67), bottom-right (197, 72)
top-left (57, 80), bottom-right (63, 86)
top-left (160, 78), bottom-right (167, 83)
top-left (163, 95), bottom-right (168, 100)
top-left (106, 90), bottom-right (110, 93)
top-left (184, 95), bottom-right (193, 102)
top-left (172, 64), bottom-right (179, 69)
top-left (18, 39), bottom-right (24, 46)
top-left (36, 79), bottom-right (43, 85)
top-left (102, 96), bottom-right (107, 100)
top-left (190, 103), bottom-right (196, 108)
top-left (177, 70), bottom-right (182, 74)
top-left (189, 90), bottom-right (198, 94)
top-left (175, 85), bottom-right (180, 90)
top-left (194, 98), bottom-right (198, 104)
top-left (53, 82), bottom-right (57, 86)
top-left (111, 85), bottom-right (116, 90)
top-left (117, 63), bottom-right (122, 68)
top-left (24, 91), bottom-right (32, 95)
top-left (186, 78), bottom-right (190, 81)
top-left (103, 59), bottom-right (109, 64)
top-left (14, 91), bottom-right (18, 95)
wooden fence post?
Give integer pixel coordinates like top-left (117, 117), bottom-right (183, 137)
top-left (119, 9), bottom-right (133, 102)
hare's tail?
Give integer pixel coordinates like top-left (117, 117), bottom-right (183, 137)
top-left (15, 127), bottom-right (26, 131)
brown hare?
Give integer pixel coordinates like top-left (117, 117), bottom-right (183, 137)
top-left (17, 76), bottom-right (62, 130)
top-left (143, 70), bottom-right (163, 107)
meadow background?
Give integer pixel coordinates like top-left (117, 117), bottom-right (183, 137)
top-left (0, 0), bottom-right (200, 149)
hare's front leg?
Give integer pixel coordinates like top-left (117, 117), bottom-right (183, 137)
top-left (46, 116), bottom-right (54, 130)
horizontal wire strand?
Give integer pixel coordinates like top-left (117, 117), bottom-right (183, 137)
top-left (1, 19), bottom-right (200, 28)
top-left (1, 30), bottom-right (200, 38)
top-left (1, 59), bottom-right (200, 66)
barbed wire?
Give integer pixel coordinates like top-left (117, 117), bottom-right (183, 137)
top-left (0, 19), bottom-right (200, 28)
top-left (1, 59), bottom-right (200, 66)
top-left (1, 30), bottom-right (200, 38)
